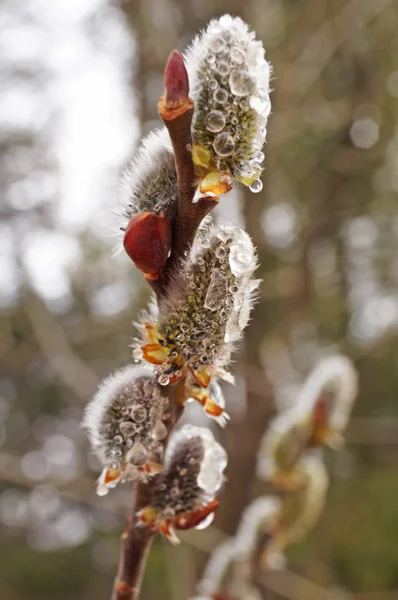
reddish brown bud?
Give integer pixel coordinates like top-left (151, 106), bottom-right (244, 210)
top-left (164, 50), bottom-right (189, 109)
top-left (123, 212), bottom-right (172, 280)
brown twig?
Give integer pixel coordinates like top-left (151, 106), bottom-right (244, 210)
top-left (151, 50), bottom-right (217, 300)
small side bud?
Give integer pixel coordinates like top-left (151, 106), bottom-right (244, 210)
top-left (123, 212), bottom-right (172, 280)
top-left (164, 50), bottom-right (189, 109)
top-left (117, 128), bottom-right (177, 241)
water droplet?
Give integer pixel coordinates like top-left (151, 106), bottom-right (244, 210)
top-left (198, 468), bottom-right (224, 494)
top-left (229, 283), bottom-right (239, 293)
top-left (196, 511), bottom-right (215, 530)
top-left (229, 70), bottom-right (254, 96)
top-left (151, 421), bottom-right (167, 441)
top-left (132, 347), bottom-right (143, 360)
top-left (217, 225), bottom-right (234, 242)
top-left (207, 53), bottom-right (216, 64)
top-left (231, 46), bottom-right (245, 65)
top-left (179, 468), bottom-right (187, 476)
top-left (249, 179), bottom-right (263, 193)
top-left (215, 245), bottom-right (227, 259)
top-left (205, 110), bottom-right (226, 133)
top-left (96, 483), bottom-right (109, 497)
top-left (158, 374), bottom-right (170, 386)
top-left (213, 87), bottom-right (228, 104)
top-left (219, 14), bottom-right (233, 28)
top-left (110, 448), bottom-right (123, 458)
top-left (126, 442), bottom-right (148, 466)
top-left (113, 435), bottom-right (123, 445)
top-left (254, 151), bottom-right (265, 163)
top-left (213, 132), bottom-right (235, 157)
top-left (224, 310), bottom-right (241, 343)
top-left (209, 78), bottom-right (218, 90)
top-left (180, 323), bottom-right (189, 333)
top-left (119, 421), bottom-right (136, 437)
top-left (170, 486), bottom-right (180, 499)
top-left (163, 506), bottom-right (175, 519)
top-left (250, 90), bottom-right (271, 115)
top-left (210, 36), bottom-right (226, 53)
top-left (205, 268), bottom-right (228, 311)
top-left (217, 61), bottom-right (230, 76)
top-left (229, 231), bottom-right (254, 276)
top-left (130, 405), bottom-right (147, 422)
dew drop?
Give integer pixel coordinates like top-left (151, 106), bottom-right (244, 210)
top-left (132, 347), bottom-right (143, 360)
top-left (158, 374), bottom-right (170, 386)
top-left (215, 245), bottom-right (227, 259)
top-left (151, 421), bottom-right (168, 441)
top-left (170, 486), bottom-right (181, 499)
top-left (229, 70), bottom-right (254, 97)
top-left (205, 110), bottom-right (226, 133)
top-left (209, 78), bottom-right (218, 90)
top-left (249, 179), bottom-right (263, 193)
top-left (119, 421), bottom-right (136, 437)
top-left (163, 506), bottom-right (175, 519)
top-left (229, 231), bottom-right (254, 276)
top-left (219, 14), bottom-right (233, 28)
top-left (205, 268), bottom-right (228, 311)
top-left (210, 36), bottom-right (226, 53)
top-left (213, 132), bottom-right (235, 157)
top-left (113, 435), bottom-right (123, 445)
top-left (231, 46), bottom-right (245, 65)
top-left (196, 511), bottom-right (215, 530)
top-left (207, 53), bottom-right (216, 64)
top-left (96, 483), bottom-right (109, 497)
top-left (213, 87), bottom-right (228, 104)
top-left (249, 90), bottom-right (271, 115)
top-left (217, 60), bottom-right (230, 76)
top-left (126, 442), bottom-right (148, 466)
top-left (130, 405), bottom-right (147, 422)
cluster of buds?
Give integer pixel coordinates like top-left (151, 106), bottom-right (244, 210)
top-left (83, 365), bottom-right (169, 496)
top-left (118, 128), bottom-right (177, 280)
top-left (138, 425), bottom-right (227, 543)
top-left (257, 355), bottom-right (358, 489)
top-left (133, 223), bottom-right (259, 424)
top-left (186, 15), bottom-right (272, 198)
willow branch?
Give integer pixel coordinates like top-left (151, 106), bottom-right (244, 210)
top-left (111, 51), bottom-right (220, 600)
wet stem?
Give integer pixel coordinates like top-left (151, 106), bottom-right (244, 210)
top-left (111, 51), bottom-right (218, 600)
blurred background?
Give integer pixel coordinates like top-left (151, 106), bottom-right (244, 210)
top-left (1, 0), bottom-right (398, 598)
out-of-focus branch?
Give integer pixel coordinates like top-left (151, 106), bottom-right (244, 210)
top-left (24, 291), bottom-right (99, 400)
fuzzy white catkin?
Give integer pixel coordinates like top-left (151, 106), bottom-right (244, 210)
top-left (185, 15), bottom-right (272, 191)
top-left (82, 365), bottom-right (168, 491)
top-left (257, 355), bottom-right (358, 481)
top-left (151, 425), bottom-right (227, 517)
top-left (234, 496), bottom-right (281, 559)
top-left (135, 223), bottom-right (260, 387)
top-left (116, 128), bottom-right (178, 234)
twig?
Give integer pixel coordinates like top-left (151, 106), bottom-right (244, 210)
top-left (150, 50), bottom-right (217, 300)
